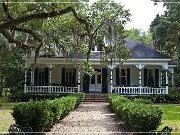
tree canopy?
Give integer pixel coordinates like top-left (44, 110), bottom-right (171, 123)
top-left (0, 0), bottom-right (131, 74)
top-left (150, 0), bottom-right (180, 63)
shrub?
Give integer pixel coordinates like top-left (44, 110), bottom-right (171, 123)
top-left (108, 94), bottom-right (163, 132)
top-left (133, 98), bottom-right (153, 104)
top-left (12, 92), bottom-right (84, 132)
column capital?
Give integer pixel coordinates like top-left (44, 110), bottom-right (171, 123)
top-left (135, 64), bottom-right (145, 69)
top-left (162, 64), bottom-right (168, 70)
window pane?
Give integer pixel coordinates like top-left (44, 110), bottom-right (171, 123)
top-left (97, 75), bottom-right (101, 84)
top-left (121, 69), bottom-right (126, 76)
top-left (91, 75), bottom-right (95, 84)
top-left (121, 77), bottom-right (126, 86)
top-left (95, 69), bottom-right (101, 72)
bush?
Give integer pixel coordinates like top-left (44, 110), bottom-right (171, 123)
top-left (133, 98), bottom-right (153, 104)
top-left (108, 94), bottom-right (163, 132)
top-left (12, 92), bottom-right (84, 132)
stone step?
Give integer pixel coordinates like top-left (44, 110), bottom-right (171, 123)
top-left (83, 94), bottom-right (108, 102)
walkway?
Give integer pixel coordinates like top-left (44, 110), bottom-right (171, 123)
top-left (47, 102), bottom-right (132, 135)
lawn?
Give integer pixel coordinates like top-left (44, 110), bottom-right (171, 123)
top-left (156, 104), bottom-right (180, 134)
top-left (0, 97), bottom-right (15, 133)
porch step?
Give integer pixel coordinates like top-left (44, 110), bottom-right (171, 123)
top-left (83, 93), bottom-right (108, 102)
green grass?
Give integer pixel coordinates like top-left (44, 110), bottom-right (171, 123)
top-left (156, 104), bottom-right (180, 134)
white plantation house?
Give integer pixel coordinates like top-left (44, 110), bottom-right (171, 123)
top-left (23, 38), bottom-right (176, 95)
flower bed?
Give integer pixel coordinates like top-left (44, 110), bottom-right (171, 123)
top-left (108, 94), bottom-right (163, 132)
top-left (12, 92), bottom-right (85, 132)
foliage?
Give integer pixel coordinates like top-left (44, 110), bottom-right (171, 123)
top-left (12, 93), bottom-right (84, 132)
top-left (0, 0), bottom-right (131, 75)
top-left (108, 94), bottom-right (163, 132)
top-left (150, 0), bottom-right (180, 62)
top-left (0, 46), bottom-right (24, 95)
top-left (125, 28), bottom-right (152, 47)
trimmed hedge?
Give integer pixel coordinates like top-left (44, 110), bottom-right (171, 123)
top-left (108, 94), bottom-right (163, 132)
top-left (126, 94), bottom-right (180, 104)
top-left (12, 92), bottom-right (85, 132)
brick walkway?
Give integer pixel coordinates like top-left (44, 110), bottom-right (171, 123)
top-left (47, 102), bottom-right (132, 135)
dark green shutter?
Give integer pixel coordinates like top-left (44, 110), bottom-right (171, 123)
top-left (72, 68), bottom-right (76, 86)
top-left (102, 68), bottom-right (108, 93)
top-left (116, 68), bottom-right (120, 86)
top-left (45, 68), bottom-right (49, 86)
top-left (127, 68), bottom-right (130, 86)
top-left (34, 68), bottom-right (38, 86)
top-left (61, 68), bottom-right (65, 86)
top-left (144, 68), bottom-right (147, 86)
top-left (155, 69), bottom-right (159, 87)
top-left (83, 74), bottom-right (90, 93)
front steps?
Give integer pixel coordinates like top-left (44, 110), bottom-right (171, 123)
top-left (83, 93), bottom-right (108, 102)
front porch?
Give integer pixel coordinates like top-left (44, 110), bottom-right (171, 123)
top-left (25, 85), bottom-right (167, 95)
top-left (23, 58), bottom-right (174, 95)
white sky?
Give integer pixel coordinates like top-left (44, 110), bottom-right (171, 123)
top-left (89, 0), bottom-right (165, 32)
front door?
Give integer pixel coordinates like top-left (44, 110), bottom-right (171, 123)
top-left (89, 69), bottom-right (102, 92)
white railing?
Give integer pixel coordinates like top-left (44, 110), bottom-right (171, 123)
top-left (112, 87), bottom-right (167, 95)
top-left (26, 86), bottom-right (78, 94)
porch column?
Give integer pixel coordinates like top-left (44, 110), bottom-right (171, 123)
top-left (49, 64), bottom-right (52, 86)
top-left (24, 62), bottom-right (28, 93)
top-left (78, 70), bottom-right (80, 92)
top-left (110, 68), bottom-right (113, 92)
top-left (160, 70), bottom-right (163, 87)
top-left (163, 64), bottom-right (168, 94)
top-left (136, 64), bottom-right (145, 94)
top-left (171, 68), bottom-right (174, 89)
top-left (30, 68), bottom-right (33, 85)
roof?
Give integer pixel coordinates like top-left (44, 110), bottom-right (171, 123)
top-left (125, 38), bottom-right (169, 59)
top-left (39, 38), bottom-right (173, 63)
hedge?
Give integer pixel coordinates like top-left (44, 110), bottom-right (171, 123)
top-left (12, 92), bottom-right (85, 132)
top-left (108, 94), bottom-right (163, 132)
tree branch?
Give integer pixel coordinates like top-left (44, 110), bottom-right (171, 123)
top-left (1, 31), bottom-right (29, 48)
top-left (0, 6), bottom-right (89, 33)
top-left (2, 1), bottom-right (13, 20)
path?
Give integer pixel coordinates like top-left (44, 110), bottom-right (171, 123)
top-left (47, 102), bottom-right (132, 135)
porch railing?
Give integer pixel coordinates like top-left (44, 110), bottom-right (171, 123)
top-left (112, 87), bottom-right (167, 95)
top-left (26, 86), bottom-right (78, 94)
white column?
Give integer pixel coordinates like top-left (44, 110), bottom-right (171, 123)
top-left (110, 68), bottom-right (113, 92)
top-left (24, 62), bottom-right (28, 93)
top-left (166, 69), bottom-right (168, 94)
top-left (172, 69), bottom-right (174, 88)
top-left (78, 70), bottom-right (81, 92)
top-left (160, 70), bottom-right (162, 87)
top-left (136, 64), bottom-right (145, 94)
top-left (30, 68), bottom-right (33, 85)
top-left (49, 64), bottom-right (52, 86)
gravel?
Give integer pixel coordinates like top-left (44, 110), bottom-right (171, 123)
top-left (47, 102), bottom-right (133, 135)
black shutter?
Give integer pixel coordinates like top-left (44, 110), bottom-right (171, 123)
top-left (34, 68), bottom-right (38, 86)
top-left (116, 68), bottom-right (120, 86)
top-left (102, 68), bottom-right (108, 93)
top-left (155, 69), bottom-right (159, 87)
top-left (72, 68), bottom-right (76, 86)
top-left (45, 68), bottom-right (49, 86)
top-left (83, 74), bottom-right (90, 93)
top-left (144, 68), bottom-right (147, 86)
top-left (127, 68), bottom-right (130, 86)
top-left (61, 68), bottom-right (65, 86)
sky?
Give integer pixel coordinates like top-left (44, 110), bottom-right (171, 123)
top-left (89, 0), bottom-right (165, 32)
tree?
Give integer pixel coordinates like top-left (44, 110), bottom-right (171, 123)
top-left (125, 28), bottom-right (152, 47)
top-left (150, 0), bottom-right (180, 62)
top-left (0, 46), bottom-right (24, 96)
top-left (151, 0), bottom-right (180, 88)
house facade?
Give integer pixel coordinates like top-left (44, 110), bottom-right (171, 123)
top-left (23, 39), bottom-right (176, 95)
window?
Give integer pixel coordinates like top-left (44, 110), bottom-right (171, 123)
top-left (64, 68), bottom-right (76, 86)
top-left (91, 46), bottom-right (100, 52)
top-left (147, 69), bottom-right (155, 86)
top-left (34, 68), bottom-right (49, 86)
top-left (90, 69), bottom-right (101, 84)
top-left (120, 69), bottom-right (127, 86)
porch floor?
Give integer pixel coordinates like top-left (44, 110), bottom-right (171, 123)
top-left (47, 102), bottom-right (132, 134)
